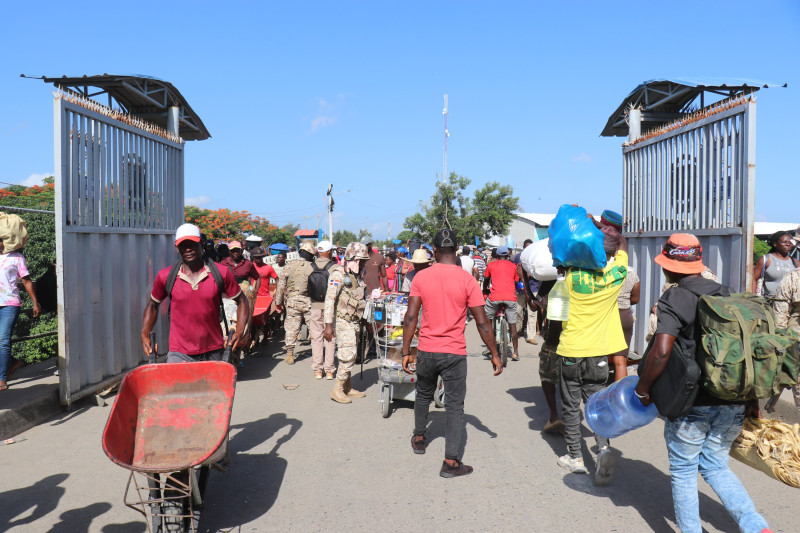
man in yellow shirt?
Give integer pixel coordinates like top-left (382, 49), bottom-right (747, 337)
top-left (556, 218), bottom-right (627, 486)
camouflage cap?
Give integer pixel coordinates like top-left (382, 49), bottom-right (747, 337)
top-left (299, 242), bottom-right (317, 255)
top-left (345, 241), bottom-right (370, 260)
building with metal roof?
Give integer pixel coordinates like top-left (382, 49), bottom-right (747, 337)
top-left (26, 74), bottom-right (210, 140)
top-left (601, 78), bottom-right (785, 138)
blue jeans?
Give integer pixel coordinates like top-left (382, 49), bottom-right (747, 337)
top-left (0, 305), bottom-right (20, 381)
top-left (664, 404), bottom-right (768, 533)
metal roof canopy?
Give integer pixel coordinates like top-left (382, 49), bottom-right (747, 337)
top-left (601, 78), bottom-right (786, 137)
top-left (26, 73), bottom-right (210, 140)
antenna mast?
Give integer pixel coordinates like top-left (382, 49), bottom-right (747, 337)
top-left (442, 94), bottom-right (449, 184)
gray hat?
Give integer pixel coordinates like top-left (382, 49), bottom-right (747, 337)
top-left (360, 235), bottom-right (374, 245)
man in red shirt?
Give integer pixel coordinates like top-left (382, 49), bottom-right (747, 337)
top-left (402, 228), bottom-right (502, 478)
top-left (141, 224), bottom-right (249, 361)
top-left (482, 245), bottom-right (520, 360)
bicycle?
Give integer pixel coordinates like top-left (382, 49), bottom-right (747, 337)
top-left (492, 303), bottom-right (510, 368)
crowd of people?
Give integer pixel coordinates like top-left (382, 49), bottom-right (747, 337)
top-left (136, 218), bottom-right (800, 533)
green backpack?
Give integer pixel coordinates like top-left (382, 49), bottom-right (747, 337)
top-left (693, 293), bottom-right (800, 401)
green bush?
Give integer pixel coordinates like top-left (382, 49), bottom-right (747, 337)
top-left (0, 179), bottom-right (58, 363)
top-left (753, 237), bottom-right (770, 264)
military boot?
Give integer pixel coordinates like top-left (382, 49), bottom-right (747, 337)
top-left (331, 379), bottom-right (352, 404)
top-left (343, 376), bottom-right (366, 398)
top-left (285, 348), bottom-right (295, 365)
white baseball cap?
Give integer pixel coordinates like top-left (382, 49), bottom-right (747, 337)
top-left (317, 240), bottom-right (334, 252)
top-left (175, 223), bottom-right (202, 245)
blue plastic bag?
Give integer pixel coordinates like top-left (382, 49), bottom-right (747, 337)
top-left (548, 204), bottom-right (607, 270)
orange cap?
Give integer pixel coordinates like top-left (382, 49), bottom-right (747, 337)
top-left (654, 233), bottom-right (706, 274)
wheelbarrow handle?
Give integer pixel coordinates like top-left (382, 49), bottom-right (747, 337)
top-left (222, 331), bottom-right (235, 364)
top-left (148, 332), bottom-right (157, 365)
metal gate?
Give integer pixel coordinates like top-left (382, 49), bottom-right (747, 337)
top-left (54, 93), bottom-right (184, 406)
top-left (623, 98), bottom-right (756, 355)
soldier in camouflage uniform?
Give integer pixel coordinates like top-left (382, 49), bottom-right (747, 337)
top-left (275, 241), bottom-right (316, 364)
top-left (773, 268), bottom-right (800, 408)
top-left (323, 242), bottom-right (369, 403)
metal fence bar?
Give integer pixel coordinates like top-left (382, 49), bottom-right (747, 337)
top-left (621, 101), bottom-right (754, 355)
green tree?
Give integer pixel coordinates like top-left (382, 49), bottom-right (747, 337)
top-left (403, 172), bottom-right (519, 244)
top-left (332, 229), bottom-right (358, 246)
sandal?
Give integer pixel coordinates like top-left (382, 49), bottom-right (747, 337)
top-left (0, 381), bottom-right (7, 391)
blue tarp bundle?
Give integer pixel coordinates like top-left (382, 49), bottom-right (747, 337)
top-left (548, 204), bottom-right (607, 270)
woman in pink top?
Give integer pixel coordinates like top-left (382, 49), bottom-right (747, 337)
top-left (0, 243), bottom-right (41, 390)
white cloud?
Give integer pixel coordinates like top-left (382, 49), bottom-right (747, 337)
top-left (20, 172), bottom-right (52, 186)
top-left (572, 153), bottom-right (593, 164)
top-left (311, 115), bottom-right (337, 132)
top-left (185, 195), bottom-right (211, 206)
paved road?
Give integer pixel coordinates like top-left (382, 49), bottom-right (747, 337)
top-left (1, 325), bottom-right (798, 532)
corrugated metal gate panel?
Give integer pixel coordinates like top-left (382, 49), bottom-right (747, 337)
top-left (55, 98), bottom-right (183, 406)
top-left (623, 101), bottom-right (756, 356)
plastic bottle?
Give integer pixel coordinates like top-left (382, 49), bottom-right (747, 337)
top-left (546, 273), bottom-right (570, 321)
top-left (585, 375), bottom-right (658, 439)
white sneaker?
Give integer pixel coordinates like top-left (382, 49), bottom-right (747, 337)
top-left (594, 447), bottom-right (616, 486)
top-left (557, 454), bottom-right (588, 474)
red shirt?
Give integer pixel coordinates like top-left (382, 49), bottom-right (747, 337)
top-left (410, 263), bottom-right (485, 355)
top-left (151, 264), bottom-right (241, 355)
top-left (254, 263), bottom-right (278, 297)
top-left (484, 259), bottom-right (519, 301)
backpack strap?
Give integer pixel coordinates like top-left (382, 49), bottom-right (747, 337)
top-left (165, 260), bottom-right (182, 298)
top-left (205, 259), bottom-right (230, 335)
top-left (730, 306), bottom-right (755, 398)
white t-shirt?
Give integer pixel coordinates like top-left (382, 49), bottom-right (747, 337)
top-left (0, 252), bottom-right (29, 306)
top-left (460, 255), bottom-right (475, 276)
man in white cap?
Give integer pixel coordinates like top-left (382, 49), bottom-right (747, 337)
top-left (308, 240), bottom-right (338, 379)
top-left (141, 223), bottom-right (249, 361)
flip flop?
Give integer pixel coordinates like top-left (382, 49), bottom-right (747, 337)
top-left (0, 381), bottom-right (7, 391)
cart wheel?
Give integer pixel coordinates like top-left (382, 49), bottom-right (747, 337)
top-left (434, 376), bottom-right (445, 408)
top-left (381, 384), bottom-right (391, 418)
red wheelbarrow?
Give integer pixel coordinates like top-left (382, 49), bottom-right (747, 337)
top-left (103, 361), bottom-right (236, 533)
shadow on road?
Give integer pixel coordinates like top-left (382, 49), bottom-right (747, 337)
top-left (562, 452), bottom-right (738, 533)
top-left (0, 473), bottom-right (68, 530)
top-left (197, 413), bottom-right (302, 531)
top-left (507, 385), bottom-right (570, 458)
top-left (49, 501), bottom-right (111, 532)
top-left (423, 411), bottom-right (497, 458)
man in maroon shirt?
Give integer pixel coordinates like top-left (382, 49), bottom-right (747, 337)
top-left (141, 224), bottom-right (249, 361)
top-left (483, 245), bottom-right (520, 360)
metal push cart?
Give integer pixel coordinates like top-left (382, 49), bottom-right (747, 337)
top-left (102, 360), bottom-right (236, 532)
top-left (368, 294), bottom-right (444, 418)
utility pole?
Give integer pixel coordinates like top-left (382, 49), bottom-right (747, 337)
top-left (442, 94), bottom-right (449, 184)
top-left (327, 184), bottom-right (334, 244)
top-left (316, 212), bottom-right (320, 239)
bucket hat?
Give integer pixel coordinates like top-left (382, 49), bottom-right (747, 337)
top-left (654, 233), bottom-right (706, 275)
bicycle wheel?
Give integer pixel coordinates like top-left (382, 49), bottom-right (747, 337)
top-left (500, 318), bottom-right (508, 367)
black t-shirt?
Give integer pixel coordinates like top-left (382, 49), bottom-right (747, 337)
top-left (655, 276), bottom-right (741, 406)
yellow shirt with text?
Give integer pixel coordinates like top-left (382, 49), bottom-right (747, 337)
top-left (556, 251), bottom-right (628, 358)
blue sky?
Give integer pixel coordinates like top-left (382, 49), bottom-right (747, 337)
top-left (1, 1), bottom-right (798, 239)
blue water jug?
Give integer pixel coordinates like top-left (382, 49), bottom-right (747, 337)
top-left (585, 375), bottom-right (658, 439)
